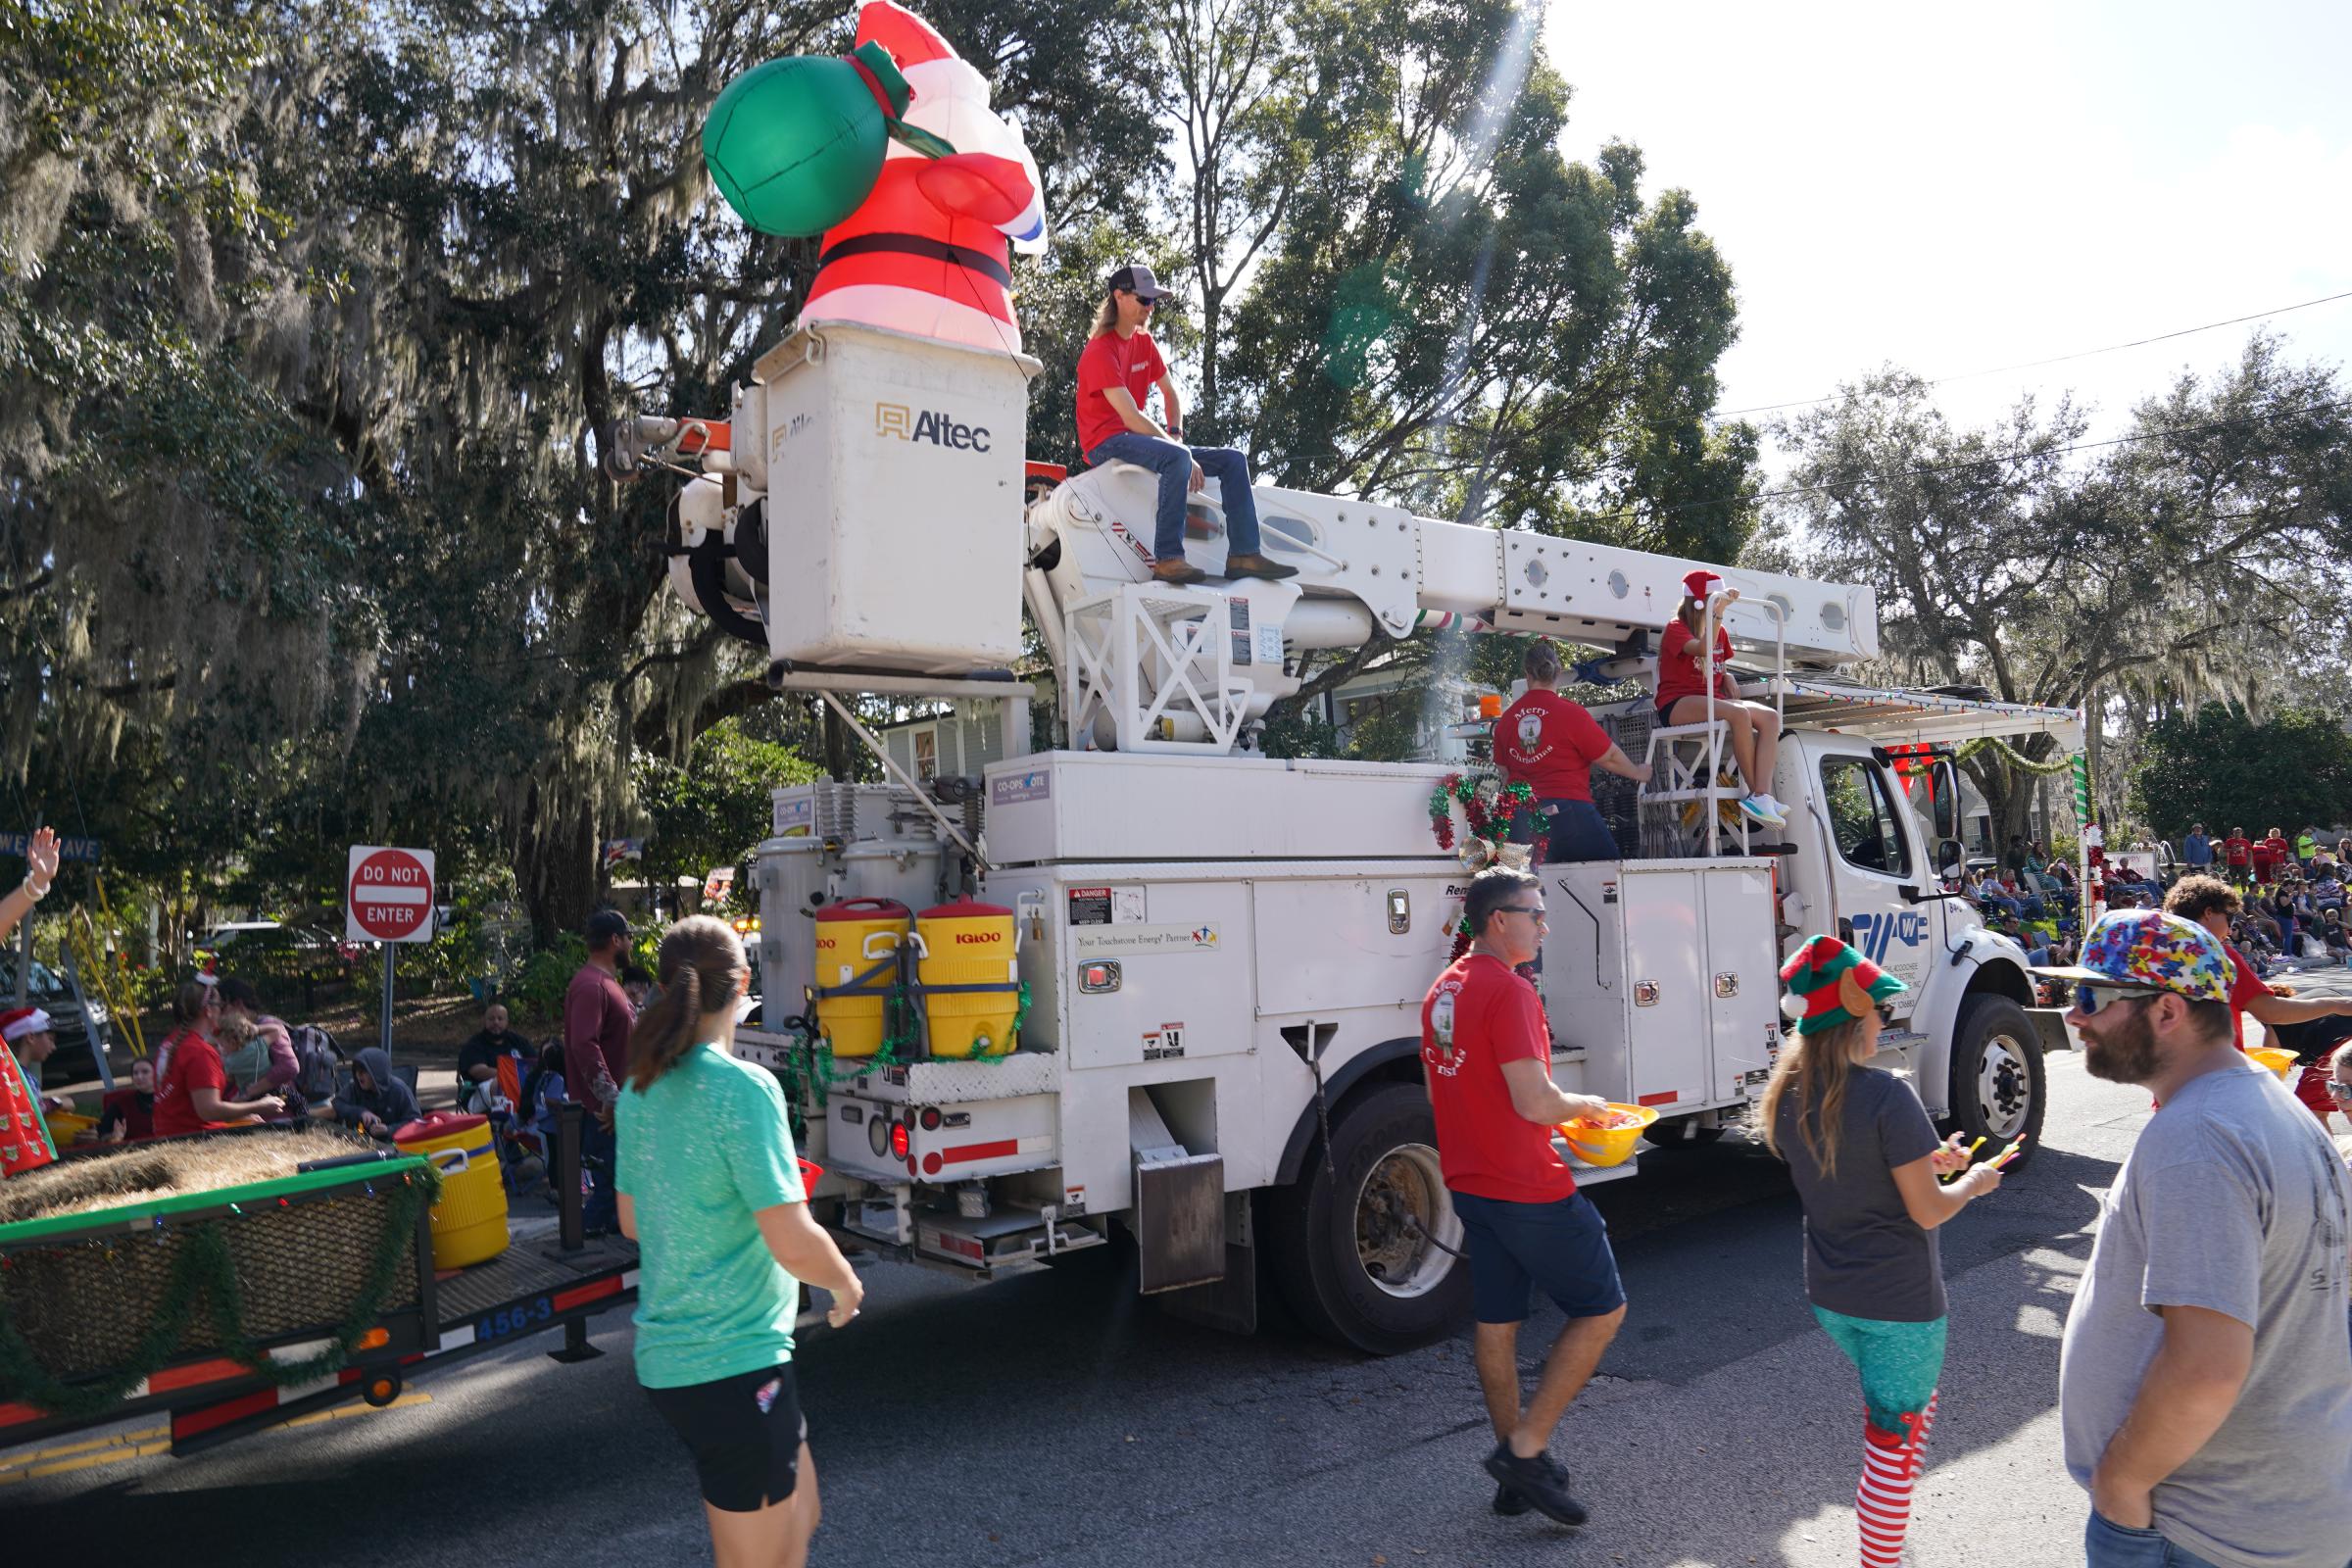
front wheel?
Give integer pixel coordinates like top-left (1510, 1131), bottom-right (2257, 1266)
top-left (1940, 993), bottom-right (2046, 1170)
top-left (1265, 1082), bottom-right (1471, 1354)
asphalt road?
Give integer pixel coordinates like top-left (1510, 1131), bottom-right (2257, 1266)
top-left (9, 1024), bottom-right (2347, 1567)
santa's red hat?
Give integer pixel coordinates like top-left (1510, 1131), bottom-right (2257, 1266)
top-left (854, 0), bottom-right (955, 68)
top-left (0, 1005), bottom-right (51, 1044)
top-left (1681, 568), bottom-right (1723, 600)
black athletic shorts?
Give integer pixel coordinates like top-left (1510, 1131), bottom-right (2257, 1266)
top-left (644, 1362), bottom-right (808, 1512)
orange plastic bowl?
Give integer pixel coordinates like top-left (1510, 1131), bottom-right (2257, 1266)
top-left (1558, 1102), bottom-right (1660, 1167)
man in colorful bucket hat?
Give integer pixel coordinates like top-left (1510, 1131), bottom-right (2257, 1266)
top-left (2036, 908), bottom-right (2352, 1567)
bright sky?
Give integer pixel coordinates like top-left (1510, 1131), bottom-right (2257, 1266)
top-left (1545, 0), bottom-right (2352, 452)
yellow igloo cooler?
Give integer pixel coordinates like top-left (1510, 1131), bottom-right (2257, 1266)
top-left (394, 1111), bottom-right (509, 1269)
top-left (812, 898), bottom-right (910, 1058)
top-left (915, 897), bottom-right (1020, 1059)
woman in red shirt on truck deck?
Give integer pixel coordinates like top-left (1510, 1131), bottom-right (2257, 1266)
top-left (1656, 568), bottom-right (1787, 827)
top-left (1495, 640), bottom-right (1652, 860)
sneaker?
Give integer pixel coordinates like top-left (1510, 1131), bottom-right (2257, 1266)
top-left (1151, 559), bottom-right (1207, 585)
top-left (1491, 1480), bottom-right (1531, 1517)
top-left (1738, 795), bottom-right (1775, 826)
top-left (1482, 1443), bottom-right (1588, 1528)
top-left (1221, 552), bottom-right (1299, 581)
top-left (1743, 794), bottom-right (1787, 826)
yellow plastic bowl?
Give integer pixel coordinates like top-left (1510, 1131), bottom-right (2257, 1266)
top-left (2246, 1045), bottom-right (2297, 1082)
top-left (1558, 1102), bottom-right (1661, 1167)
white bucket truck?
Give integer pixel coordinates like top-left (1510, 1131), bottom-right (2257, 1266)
top-left (622, 320), bottom-right (2082, 1352)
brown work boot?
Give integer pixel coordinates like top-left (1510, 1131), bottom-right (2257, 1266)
top-left (1222, 552), bottom-right (1298, 581)
top-left (1152, 559), bottom-right (1208, 585)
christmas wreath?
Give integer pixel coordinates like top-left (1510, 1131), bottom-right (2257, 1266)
top-left (1429, 772), bottom-right (1544, 959)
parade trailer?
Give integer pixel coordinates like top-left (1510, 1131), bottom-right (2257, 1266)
top-left (624, 318), bottom-right (2084, 1353)
top-left (0, 1117), bottom-right (635, 1465)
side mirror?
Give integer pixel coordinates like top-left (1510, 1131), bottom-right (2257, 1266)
top-left (1930, 756), bottom-right (1961, 841)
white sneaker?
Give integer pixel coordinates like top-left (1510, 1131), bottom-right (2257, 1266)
top-left (1761, 794), bottom-right (1792, 823)
top-left (1744, 795), bottom-right (1787, 826)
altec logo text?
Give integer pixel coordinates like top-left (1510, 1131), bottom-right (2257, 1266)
top-left (876, 402), bottom-right (991, 451)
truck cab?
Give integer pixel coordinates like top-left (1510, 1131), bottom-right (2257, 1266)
top-left (1771, 723), bottom-right (2049, 1152)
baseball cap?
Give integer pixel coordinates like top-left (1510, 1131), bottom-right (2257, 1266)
top-left (2033, 907), bottom-right (2231, 1004)
top-left (1681, 568), bottom-right (1722, 600)
top-left (1106, 263), bottom-right (1172, 302)
top-left (584, 908), bottom-right (632, 947)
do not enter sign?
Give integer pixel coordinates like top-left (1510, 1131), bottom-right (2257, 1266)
top-left (348, 846), bottom-right (437, 944)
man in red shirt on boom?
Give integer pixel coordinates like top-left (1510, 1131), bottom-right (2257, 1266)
top-left (1423, 867), bottom-right (1628, 1529)
top-left (1495, 640), bottom-right (1651, 861)
top-left (1072, 263), bottom-right (1298, 587)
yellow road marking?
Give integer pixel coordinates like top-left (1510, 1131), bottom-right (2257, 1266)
top-left (0, 1392), bottom-right (431, 1484)
top-left (281, 1391), bottom-right (433, 1428)
top-left (0, 1424), bottom-right (169, 1474)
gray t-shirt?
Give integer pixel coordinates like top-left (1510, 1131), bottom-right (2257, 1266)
top-left (1775, 1066), bottom-right (1945, 1321)
top-left (2059, 1059), bottom-right (2352, 1568)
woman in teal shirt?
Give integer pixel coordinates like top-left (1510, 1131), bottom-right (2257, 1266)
top-left (617, 916), bottom-right (863, 1568)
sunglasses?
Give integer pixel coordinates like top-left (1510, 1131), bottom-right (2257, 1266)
top-left (2074, 983), bottom-right (2165, 1015)
top-left (1876, 1004), bottom-right (1898, 1025)
top-left (2327, 1081), bottom-right (2352, 1100)
top-left (1497, 906), bottom-right (1548, 921)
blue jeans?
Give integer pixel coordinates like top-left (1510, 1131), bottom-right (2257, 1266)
top-left (581, 1114), bottom-right (618, 1233)
top-left (2082, 1511), bottom-right (2222, 1567)
top-left (1086, 433), bottom-right (1262, 561)
top-left (1513, 798), bottom-right (1618, 862)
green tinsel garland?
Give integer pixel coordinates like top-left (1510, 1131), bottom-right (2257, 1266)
top-left (1953, 735), bottom-right (2078, 776)
top-left (0, 1165), bottom-right (440, 1421)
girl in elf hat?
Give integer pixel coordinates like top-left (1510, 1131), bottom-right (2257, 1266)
top-left (1657, 569), bottom-right (1787, 827)
top-left (1759, 936), bottom-right (2006, 1568)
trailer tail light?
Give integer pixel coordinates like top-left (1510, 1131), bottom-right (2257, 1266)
top-left (919, 1106), bottom-right (941, 1131)
top-left (868, 1115), bottom-right (890, 1156)
top-left (891, 1121), bottom-right (909, 1160)
top-left (357, 1327), bottom-right (390, 1351)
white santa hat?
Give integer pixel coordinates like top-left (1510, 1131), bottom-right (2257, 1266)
top-left (1, 1006), bottom-right (52, 1044)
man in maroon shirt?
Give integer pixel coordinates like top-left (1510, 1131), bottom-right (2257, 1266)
top-left (1423, 867), bottom-right (1628, 1529)
top-left (566, 907), bottom-right (637, 1233)
top-left (1074, 263), bottom-right (1297, 587)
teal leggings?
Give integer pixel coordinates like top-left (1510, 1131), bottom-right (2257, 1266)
top-left (1812, 1305), bottom-right (1947, 1433)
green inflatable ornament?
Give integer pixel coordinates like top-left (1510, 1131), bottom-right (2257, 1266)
top-left (704, 41), bottom-right (935, 239)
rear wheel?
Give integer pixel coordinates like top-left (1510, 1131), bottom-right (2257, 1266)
top-left (1266, 1082), bottom-right (1471, 1354)
top-left (1940, 993), bottom-right (2046, 1170)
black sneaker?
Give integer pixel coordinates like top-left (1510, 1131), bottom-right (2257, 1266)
top-left (1482, 1443), bottom-right (1588, 1528)
top-left (1491, 1480), bottom-right (1531, 1517)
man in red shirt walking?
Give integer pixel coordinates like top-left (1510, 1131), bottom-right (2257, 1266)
top-left (1496, 641), bottom-right (1651, 860)
top-left (1423, 867), bottom-right (1627, 1528)
top-left (1073, 263), bottom-right (1297, 587)
top-left (566, 908), bottom-right (638, 1233)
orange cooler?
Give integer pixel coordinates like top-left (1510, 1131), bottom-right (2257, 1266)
top-left (813, 898), bottom-right (910, 1057)
top-left (915, 897), bottom-right (1019, 1059)
top-left (395, 1111), bottom-right (510, 1269)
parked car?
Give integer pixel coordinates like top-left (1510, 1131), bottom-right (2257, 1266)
top-left (193, 920), bottom-right (355, 1008)
top-left (0, 954), bottom-right (113, 1088)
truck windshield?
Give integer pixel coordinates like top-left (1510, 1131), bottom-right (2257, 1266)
top-left (1820, 758), bottom-right (1913, 878)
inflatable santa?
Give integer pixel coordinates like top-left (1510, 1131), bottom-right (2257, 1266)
top-left (797, 2), bottom-right (1048, 353)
